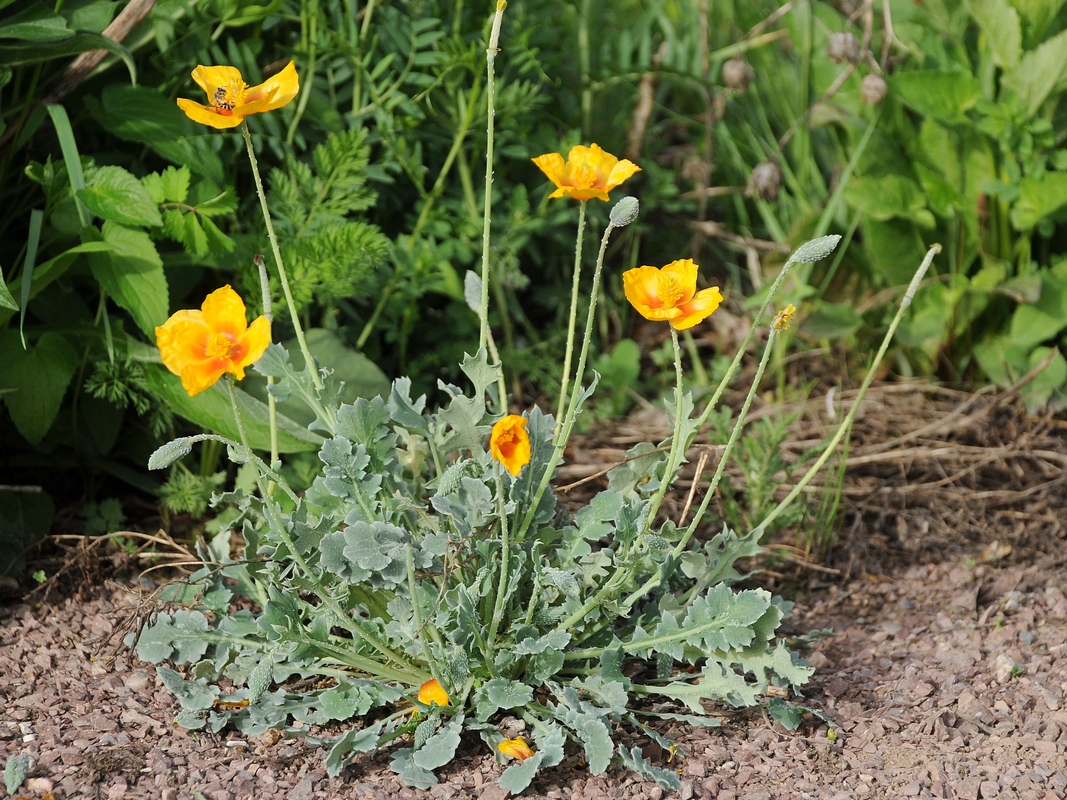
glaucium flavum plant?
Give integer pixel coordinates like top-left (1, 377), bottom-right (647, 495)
top-left (135, 6), bottom-right (938, 794)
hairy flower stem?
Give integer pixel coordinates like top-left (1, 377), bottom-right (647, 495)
top-left (555, 199), bottom-right (588, 435)
top-left (642, 327), bottom-right (686, 531)
top-left (757, 243), bottom-right (941, 535)
top-left (240, 120), bottom-right (323, 394)
top-left (405, 543), bottom-right (435, 669)
top-left (253, 254), bottom-right (280, 478)
top-left (514, 219), bottom-right (618, 542)
top-left (225, 376), bottom-right (427, 682)
top-left (478, 2), bottom-right (506, 356)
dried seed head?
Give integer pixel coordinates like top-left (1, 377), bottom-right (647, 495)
top-left (722, 58), bottom-right (755, 92)
top-left (861, 74), bottom-right (887, 106)
top-left (828, 31), bottom-right (861, 64)
top-left (747, 159), bottom-right (782, 201)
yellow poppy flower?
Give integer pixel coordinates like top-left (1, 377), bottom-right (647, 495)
top-left (490, 415), bottom-right (531, 476)
top-left (623, 259), bottom-right (723, 331)
top-left (531, 144), bottom-right (641, 202)
top-left (177, 61), bottom-right (300, 129)
top-left (497, 737), bottom-right (535, 762)
top-left (155, 285), bottom-right (271, 397)
top-left (417, 679), bottom-right (450, 707)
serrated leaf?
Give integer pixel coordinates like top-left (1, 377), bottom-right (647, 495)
top-left (135, 609), bottom-right (211, 663)
top-left (1010, 171), bottom-right (1067, 230)
top-left (183, 212), bottom-right (209, 256)
top-left (966, 0), bottom-right (1021, 69)
top-left (86, 222), bottom-right (168, 337)
top-left (891, 70), bottom-right (982, 121)
top-left (617, 746), bottom-right (682, 791)
top-left (1001, 28), bottom-right (1067, 115)
top-left (79, 165), bottom-right (162, 227)
top-left (157, 666), bottom-right (217, 711)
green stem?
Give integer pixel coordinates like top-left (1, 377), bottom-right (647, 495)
top-left (514, 219), bottom-right (618, 542)
top-left (224, 376), bottom-right (423, 679)
top-left (642, 327), bottom-right (686, 531)
top-left (406, 542), bottom-right (434, 668)
top-left (555, 199), bottom-right (588, 434)
top-left (287, 0), bottom-right (318, 146)
top-left (478, 2), bottom-right (506, 353)
top-left (240, 120), bottom-right (323, 392)
top-left (756, 244), bottom-right (940, 535)
top-left (254, 254), bottom-right (280, 475)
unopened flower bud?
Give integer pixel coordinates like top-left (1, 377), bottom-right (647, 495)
top-left (722, 58), bottom-right (755, 92)
top-left (828, 31), bottom-right (861, 64)
top-left (610, 196), bottom-right (640, 227)
top-left (861, 74), bottom-right (887, 106)
top-left (747, 160), bottom-right (782, 201)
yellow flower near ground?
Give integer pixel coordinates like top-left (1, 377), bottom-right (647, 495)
top-left (490, 415), bottom-right (531, 476)
top-left (497, 737), bottom-right (535, 762)
top-left (155, 285), bottom-right (271, 397)
top-left (417, 679), bottom-right (450, 707)
top-left (622, 259), bottom-right (723, 331)
top-left (177, 61), bottom-right (300, 129)
top-left (531, 144), bottom-right (640, 202)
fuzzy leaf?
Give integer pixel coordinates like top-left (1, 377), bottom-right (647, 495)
top-left (157, 666), bottom-right (217, 711)
top-left (147, 437), bottom-right (194, 469)
top-left (134, 609), bottom-right (211, 663)
top-left (326, 721), bottom-right (384, 777)
top-left (4, 753), bottom-right (29, 795)
top-left (391, 748), bottom-right (438, 789)
top-left (617, 746), bottom-right (682, 791)
top-left (413, 719), bottom-right (463, 770)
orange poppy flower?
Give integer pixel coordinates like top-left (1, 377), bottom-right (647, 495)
top-left (155, 285), bottom-right (271, 397)
top-left (497, 737), bottom-right (535, 762)
top-left (623, 259), bottom-right (723, 331)
top-left (177, 61), bottom-right (300, 129)
top-left (417, 679), bottom-right (450, 707)
top-left (531, 144), bottom-right (640, 202)
top-left (490, 415), bottom-right (531, 476)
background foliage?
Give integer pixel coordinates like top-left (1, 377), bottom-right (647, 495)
top-left (2, 0), bottom-right (1067, 572)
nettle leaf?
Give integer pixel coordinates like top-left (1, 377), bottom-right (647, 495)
top-left (1001, 27), bottom-right (1067, 116)
top-left (891, 70), bottom-right (982, 121)
top-left (0, 330), bottom-right (77, 445)
top-left (157, 666), bottom-right (217, 711)
top-left (79, 165), bottom-right (162, 227)
top-left (965, 0), bottom-right (1021, 69)
top-left (1010, 171), bottom-right (1067, 231)
top-left (141, 165), bottom-right (190, 204)
top-left (413, 718), bottom-right (463, 770)
top-left (86, 221), bottom-right (168, 337)
top-left (618, 746), bottom-right (682, 791)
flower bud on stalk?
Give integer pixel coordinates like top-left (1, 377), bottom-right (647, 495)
top-left (828, 31), bottom-right (862, 64)
top-left (861, 74), bottom-right (887, 106)
top-left (609, 196), bottom-right (640, 227)
top-left (722, 58), bottom-right (755, 92)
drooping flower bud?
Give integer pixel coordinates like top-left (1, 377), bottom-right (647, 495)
top-left (610, 196), bottom-right (640, 227)
top-left (861, 74), bottom-right (887, 106)
top-left (747, 160), bottom-right (782, 201)
top-left (828, 31), bottom-right (861, 64)
top-left (722, 58), bottom-right (755, 92)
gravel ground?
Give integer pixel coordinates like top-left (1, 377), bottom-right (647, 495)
top-left (3, 551), bottom-right (1066, 800)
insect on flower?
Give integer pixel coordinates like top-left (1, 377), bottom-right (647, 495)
top-left (177, 61), bottom-right (300, 129)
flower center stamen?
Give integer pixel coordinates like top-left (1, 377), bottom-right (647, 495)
top-left (205, 332), bottom-right (237, 360)
top-left (573, 163), bottom-right (597, 189)
top-left (657, 275), bottom-right (686, 308)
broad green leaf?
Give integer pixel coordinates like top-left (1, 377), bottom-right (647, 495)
top-left (0, 489), bottom-right (54, 576)
top-left (79, 166), bottom-right (162, 227)
top-left (498, 751), bottom-right (545, 794)
top-left (86, 222), bottom-right (168, 336)
top-left (802, 302), bottom-right (863, 339)
top-left (0, 2), bottom-right (73, 42)
top-left (0, 330), bottom-right (77, 444)
top-left (844, 174), bottom-right (928, 221)
top-left (0, 242), bottom-right (112, 328)
top-left (1001, 28), bottom-right (1067, 115)
top-left (413, 719), bottom-right (463, 771)
top-left (141, 165), bottom-right (191, 205)
top-left (915, 163), bottom-right (965, 216)
top-left (890, 70), bottom-right (982, 121)
top-left (1008, 271), bottom-right (1067, 347)
top-left (1021, 347), bottom-right (1067, 411)
top-left (0, 32), bottom-right (135, 82)
top-left (85, 85), bottom-right (224, 184)
top-left (139, 358), bottom-right (325, 453)
top-left (1010, 171), bottom-right (1067, 230)
top-left (1006, 0), bottom-right (1066, 38)
top-left (966, 0), bottom-right (1022, 69)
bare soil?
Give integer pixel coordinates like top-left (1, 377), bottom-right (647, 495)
top-left (2, 382), bottom-right (1066, 800)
